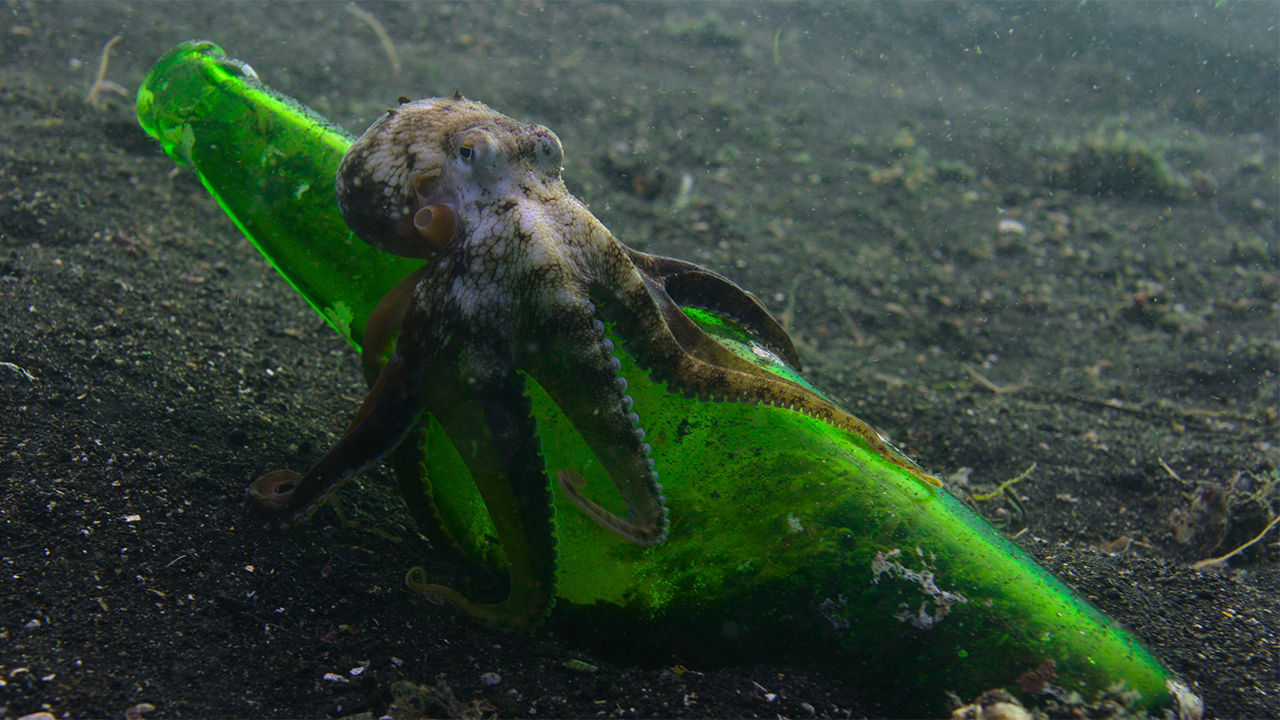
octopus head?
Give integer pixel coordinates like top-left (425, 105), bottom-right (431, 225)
top-left (337, 95), bottom-right (564, 259)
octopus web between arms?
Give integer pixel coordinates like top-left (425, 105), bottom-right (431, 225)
top-left (245, 95), bottom-right (941, 628)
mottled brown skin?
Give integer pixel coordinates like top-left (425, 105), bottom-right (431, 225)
top-left (246, 96), bottom-right (939, 628)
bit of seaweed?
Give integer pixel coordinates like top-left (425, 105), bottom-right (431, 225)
top-left (389, 679), bottom-right (497, 720)
top-left (1054, 130), bottom-right (1191, 200)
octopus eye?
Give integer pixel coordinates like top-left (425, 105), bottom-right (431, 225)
top-left (459, 141), bottom-right (475, 162)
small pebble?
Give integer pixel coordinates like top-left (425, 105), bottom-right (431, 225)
top-left (480, 672), bottom-right (502, 686)
top-left (124, 703), bottom-right (155, 720)
top-left (997, 218), bottom-right (1027, 235)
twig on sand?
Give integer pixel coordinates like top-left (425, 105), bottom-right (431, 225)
top-left (964, 364), bottom-right (1030, 394)
top-left (971, 462), bottom-right (1037, 502)
top-left (86, 34), bottom-right (123, 109)
top-left (1157, 457), bottom-right (1185, 483)
top-left (347, 5), bottom-right (401, 74)
top-left (1, 362), bottom-right (37, 382)
top-left (1192, 515), bottom-right (1280, 571)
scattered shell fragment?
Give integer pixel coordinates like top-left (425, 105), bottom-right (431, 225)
top-left (1099, 535), bottom-right (1132, 555)
top-left (997, 218), bottom-right (1027, 235)
top-left (950, 689), bottom-right (1031, 720)
top-left (562, 659), bottom-right (599, 674)
top-left (1168, 679), bottom-right (1204, 720)
top-left (124, 703), bottom-right (156, 720)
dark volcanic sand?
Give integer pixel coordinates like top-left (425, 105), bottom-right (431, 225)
top-left (1, 3), bottom-right (1277, 718)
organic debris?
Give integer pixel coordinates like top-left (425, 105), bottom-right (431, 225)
top-left (85, 34), bottom-right (124, 109)
top-left (346, 5), bottom-right (401, 74)
top-left (1172, 470), bottom-right (1279, 567)
top-left (1054, 130), bottom-right (1191, 200)
top-left (948, 689), bottom-right (1032, 720)
top-left (389, 679), bottom-right (497, 720)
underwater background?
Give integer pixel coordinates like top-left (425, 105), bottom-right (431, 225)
top-left (0, 3), bottom-right (1276, 718)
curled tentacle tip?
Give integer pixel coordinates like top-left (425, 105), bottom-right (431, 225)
top-left (246, 469), bottom-right (302, 515)
top-left (556, 467), bottom-right (587, 490)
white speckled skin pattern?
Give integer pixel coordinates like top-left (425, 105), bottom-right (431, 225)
top-left (248, 95), bottom-right (937, 627)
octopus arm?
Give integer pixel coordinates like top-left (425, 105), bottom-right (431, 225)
top-left (410, 364), bottom-right (560, 628)
top-left (246, 354), bottom-right (429, 527)
top-left (600, 261), bottom-right (943, 492)
top-left (390, 420), bottom-right (491, 570)
top-left (528, 297), bottom-right (668, 547)
top-left (360, 263), bottom-right (433, 386)
top-left (625, 248), bottom-right (801, 369)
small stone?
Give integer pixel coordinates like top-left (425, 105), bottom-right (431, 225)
top-left (480, 672), bottom-right (501, 686)
top-left (124, 703), bottom-right (155, 720)
top-left (997, 218), bottom-right (1027, 235)
top-left (23, 619), bottom-right (41, 630)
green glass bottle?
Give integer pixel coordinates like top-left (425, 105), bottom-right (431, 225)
top-left (137, 41), bottom-right (1194, 718)
top-left (136, 40), bottom-right (421, 345)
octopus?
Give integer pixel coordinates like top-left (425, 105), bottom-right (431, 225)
top-left (247, 94), bottom-right (940, 628)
